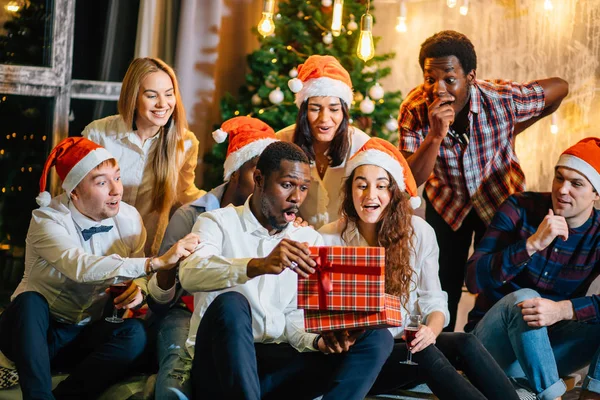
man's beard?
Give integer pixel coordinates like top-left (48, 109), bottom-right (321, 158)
top-left (260, 195), bottom-right (288, 231)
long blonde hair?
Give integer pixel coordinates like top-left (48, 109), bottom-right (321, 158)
top-left (118, 57), bottom-right (187, 213)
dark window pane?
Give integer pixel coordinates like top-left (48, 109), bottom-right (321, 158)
top-left (0, 94), bottom-right (53, 294)
top-left (0, 0), bottom-right (54, 67)
top-left (72, 0), bottom-right (139, 81)
top-left (68, 98), bottom-right (117, 137)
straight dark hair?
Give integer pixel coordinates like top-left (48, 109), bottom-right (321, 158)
top-left (293, 98), bottom-right (350, 168)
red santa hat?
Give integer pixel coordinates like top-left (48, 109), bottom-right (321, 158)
top-left (36, 137), bottom-right (114, 207)
top-left (212, 116), bottom-right (278, 181)
top-left (347, 137), bottom-right (422, 209)
top-left (556, 137), bottom-right (600, 192)
top-left (288, 55), bottom-right (353, 108)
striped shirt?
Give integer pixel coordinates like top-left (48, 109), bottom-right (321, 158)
top-left (399, 80), bottom-right (545, 230)
top-left (465, 192), bottom-right (600, 329)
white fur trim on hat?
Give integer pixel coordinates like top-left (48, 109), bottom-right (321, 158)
top-left (293, 76), bottom-right (353, 108)
top-left (223, 138), bottom-right (278, 181)
top-left (212, 128), bottom-right (228, 144)
top-left (557, 154), bottom-right (600, 193)
top-left (36, 191), bottom-right (52, 207)
top-left (62, 147), bottom-right (114, 194)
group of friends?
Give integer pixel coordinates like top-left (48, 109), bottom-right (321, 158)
top-left (0, 29), bottom-right (598, 400)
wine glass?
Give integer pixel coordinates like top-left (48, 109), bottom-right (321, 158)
top-left (399, 314), bottom-right (422, 365)
top-left (105, 281), bottom-right (130, 323)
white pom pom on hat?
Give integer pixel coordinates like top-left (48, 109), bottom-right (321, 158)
top-left (288, 78), bottom-right (303, 94)
top-left (212, 128), bottom-right (228, 144)
top-left (36, 191), bottom-right (52, 207)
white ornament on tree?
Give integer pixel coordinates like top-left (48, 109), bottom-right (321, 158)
top-left (251, 94), bottom-right (262, 106)
top-left (359, 97), bottom-right (375, 114)
top-left (321, 0), bottom-right (332, 6)
top-left (289, 68), bottom-right (298, 78)
top-left (385, 118), bottom-right (399, 132)
top-left (323, 32), bottom-right (333, 44)
top-left (369, 83), bottom-right (385, 100)
top-left (269, 87), bottom-right (284, 105)
top-left (347, 15), bottom-right (358, 31)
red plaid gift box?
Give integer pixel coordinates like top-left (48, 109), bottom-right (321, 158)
top-left (297, 246), bottom-right (385, 312)
top-left (303, 294), bottom-right (402, 333)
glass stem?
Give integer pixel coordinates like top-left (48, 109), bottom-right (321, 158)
top-left (407, 349), bottom-right (412, 363)
top-left (112, 307), bottom-right (118, 319)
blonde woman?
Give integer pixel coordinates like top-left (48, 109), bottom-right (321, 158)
top-left (83, 57), bottom-right (204, 255)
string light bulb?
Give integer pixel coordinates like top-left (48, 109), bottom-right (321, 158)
top-left (395, 1), bottom-right (407, 33)
top-left (447, 0), bottom-right (457, 8)
top-left (459, 0), bottom-right (469, 15)
top-left (544, 0), bottom-right (553, 11)
top-left (550, 114), bottom-right (559, 134)
top-left (331, 0), bottom-right (344, 37)
top-left (357, 9), bottom-right (375, 62)
top-left (257, 0), bottom-right (276, 37)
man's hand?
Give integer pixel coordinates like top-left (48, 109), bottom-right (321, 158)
top-left (526, 209), bottom-right (569, 256)
top-left (406, 324), bottom-right (437, 353)
top-left (247, 238), bottom-right (316, 278)
top-left (318, 330), bottom-right (365, 354)
top-left (154, 233), bottom-right (201, 271)
top-left (109, 281), bottom-right (144, 310)
top-left (518, 297), bottom-right (574, 327)
top-left (425, 93), bottom-right (455, 141)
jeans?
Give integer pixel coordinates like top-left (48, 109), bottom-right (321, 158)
top-left (424, 193), bottom-right (486, 332)
top-left (190, 291), bottom-right (393, 400)
top-left (370, 333), bottom-right (519, 400)
top-left (0, 291), bottom-right (147, 400)
top-left (472, 288), bottom-right (600, 399)
top-left (155, 307), bottom-right (193, 400)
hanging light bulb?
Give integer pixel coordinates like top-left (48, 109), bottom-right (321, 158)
top-left (550, 114), bottom-right (559, 134)
top-left (357, 12), bottom-right (375, 61)
top-left (331, 0), bottom-right (344, 37)
top-left (459, 0), bottom-right (469, 15)
top-left (544, 0), bottom-right (554, 11)
top-left (447, 0), bottom-right (457, 8)
top-left (395, 1), bottom-right (407, 33)
top-left (257, 0), bottom-right (276, 37)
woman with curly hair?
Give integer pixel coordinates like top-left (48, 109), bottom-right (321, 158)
top-left (319, 137), bottom-right (520, 400)
top-left (83, 57), bottom-right (204, 255)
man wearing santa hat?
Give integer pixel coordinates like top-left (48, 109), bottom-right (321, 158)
top-left (148, 116), bottom-right (279, 399)
top-left (465, 137), bottom-right (600, 400)
top-left (179, 140), bottom-right (392, 400)
top-left (0, 137), bottom-right (199, 397)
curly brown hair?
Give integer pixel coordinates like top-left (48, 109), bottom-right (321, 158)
top-left (340, 167), bottom-right (415, 309)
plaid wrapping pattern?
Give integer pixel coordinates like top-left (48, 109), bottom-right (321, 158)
top-left (398, 79), bottom-right (545, 230)
top-left (303, 294), bottom-right (402, 332)
top-left (298, 246), bottom-right (385, 312)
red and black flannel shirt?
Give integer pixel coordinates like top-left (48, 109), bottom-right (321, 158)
top-left (398, 79), bottom-right (545, 230)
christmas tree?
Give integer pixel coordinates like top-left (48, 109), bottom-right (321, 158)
top-left (204, 0), bottom-right (403, 189)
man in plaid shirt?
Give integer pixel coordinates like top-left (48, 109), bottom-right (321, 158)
top-left (398, 30), bottom-right (569, 331)
top-left (464, 138), bottom-right (600, 400)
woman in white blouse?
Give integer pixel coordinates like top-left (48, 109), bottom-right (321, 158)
top-left (319, 138), bottom-right (519, 400)
top-left (278, 55), bottom-right (369, 229)
top-left (83, 58), bottom-right (204, 255)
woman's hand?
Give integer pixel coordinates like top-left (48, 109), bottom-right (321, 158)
top-left (406, 324), bottom-right (437, 353)
top-left (108, 282), bottom-right (145, 310)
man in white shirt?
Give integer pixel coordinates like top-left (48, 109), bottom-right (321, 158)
top-left (179, 141), bottom-right (393, 400)
top-left (0, 137), bottom-right (199, 398)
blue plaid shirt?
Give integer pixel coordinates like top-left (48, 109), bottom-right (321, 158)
top-left (465, 192), bottom-right (600, 330)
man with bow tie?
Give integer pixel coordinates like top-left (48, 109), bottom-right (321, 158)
top-left (0, 137), bottom-right (199, 398)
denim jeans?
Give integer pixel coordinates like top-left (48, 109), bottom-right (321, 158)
top-left (191, 292), bottom-right (393, 400)
top-left (0, 291), bottom-right (147, 399)
top-left (155, 307), bottom-right (193, 400)
top-left (472, 288), bottom-right (600, 400)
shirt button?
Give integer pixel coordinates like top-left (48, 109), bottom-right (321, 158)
top-left (554, 248), bottom-right (558, 253)
top-left (544, 272), bottom-right (548, 276)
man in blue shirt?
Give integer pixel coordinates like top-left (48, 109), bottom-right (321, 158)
top-left (465, 137), bottom-right (600, 400)
top-left (147, 117), bottom-right (278, 399)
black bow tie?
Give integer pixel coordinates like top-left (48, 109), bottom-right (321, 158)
top-left (81, 225), bottom-right (113, 241)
